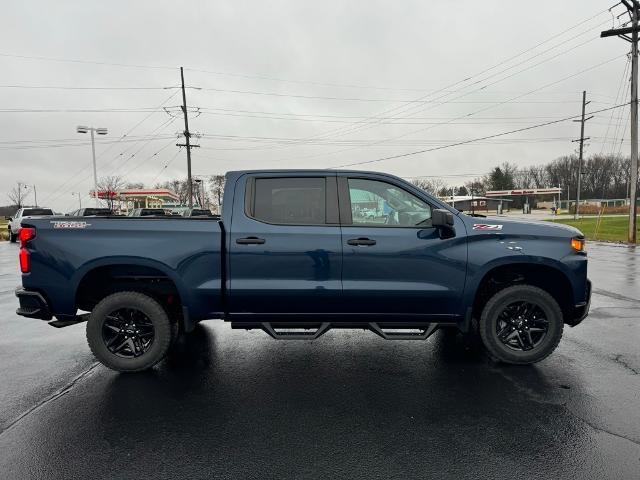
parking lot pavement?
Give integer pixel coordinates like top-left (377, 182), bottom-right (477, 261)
top-left (0, 241), bottom-right (638, 479)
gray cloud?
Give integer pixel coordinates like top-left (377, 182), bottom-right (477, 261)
top-left (0, 0), bottom-right (630, 211)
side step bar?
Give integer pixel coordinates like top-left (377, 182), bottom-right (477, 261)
top-left (369, 323), bottom-right (438, 340)
top-left (231, 322), bottom-right (443, 340)
top-left (261, 322), bottom-right (331, 340)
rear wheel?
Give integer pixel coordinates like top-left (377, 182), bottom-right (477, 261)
top-left (479, 285), bottom-right (563, 365)
top-left (86, 291), bottom-right (172, 372)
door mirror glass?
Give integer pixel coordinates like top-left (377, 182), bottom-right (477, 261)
top-left (431, 209), bottom-right (454, 227)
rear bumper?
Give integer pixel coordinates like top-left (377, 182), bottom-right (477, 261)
top-left (567, 279), bottom-right (591, 327)
top-left (15, 287), bottom-right (52, 320)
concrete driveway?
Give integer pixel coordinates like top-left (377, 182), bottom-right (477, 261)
top-left (0, 240), bottom-right (638, 479)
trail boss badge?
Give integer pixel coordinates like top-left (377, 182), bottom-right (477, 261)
top-left (51, 221), bottom-right (91, 229)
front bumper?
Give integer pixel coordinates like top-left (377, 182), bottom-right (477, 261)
top-left (15, 287), bottom-right (52, 320)
top-left (567, 279), bottom-right (591, 327)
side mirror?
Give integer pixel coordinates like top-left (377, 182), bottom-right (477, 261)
top-left (432, 209), bottom-right (454, 227)
top-left (5, 216), bottom-right (12, 221)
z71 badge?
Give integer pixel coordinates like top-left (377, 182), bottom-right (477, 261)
top-left (473, 224), bottom-right (503, 231)
top-left (51, 221), bottom-right (91, 229)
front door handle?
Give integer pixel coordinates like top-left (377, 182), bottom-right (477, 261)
top-left (236, 236), bottom-right (266, 245)
top-left (347, 237), bottom-right (376, 246)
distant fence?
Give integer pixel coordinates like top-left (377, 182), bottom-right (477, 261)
top-left (568, 205), bottom-right (628, 215)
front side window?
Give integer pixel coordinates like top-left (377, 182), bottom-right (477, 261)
top-left (348, 178), bottom-right (432, 227)
top-left (252, 177), bottom-right (326, 225)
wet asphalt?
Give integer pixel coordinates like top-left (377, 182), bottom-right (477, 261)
top-left (0, 241), bottom-right (638, 480)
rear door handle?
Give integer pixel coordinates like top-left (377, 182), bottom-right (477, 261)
top-left (347, 237), bottom-right (376, 246)
top-left (236, 236), bottom-right (266, 245)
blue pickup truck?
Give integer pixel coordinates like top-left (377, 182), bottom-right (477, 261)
top-left (15, 170), bottom-right (590, 372)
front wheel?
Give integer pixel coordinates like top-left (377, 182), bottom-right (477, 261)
top-left (86, 291), bottom-right (172, 372)
top-left (9, 230), bottom-right (17, 243)
top-left (479, 285), bottom-right (563, 365)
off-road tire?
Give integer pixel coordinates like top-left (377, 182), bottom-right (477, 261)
top-left (479, 285), bottom-right (563, 365)
top-left (86, 291), bottom-right (172, 372)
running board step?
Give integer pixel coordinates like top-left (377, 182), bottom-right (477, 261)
top-left (261, 322), bottom-right (331, 340)
top-left (231, 322), bottom-right (441, 340)
top-left (369, 323), bottom-right (438, 340)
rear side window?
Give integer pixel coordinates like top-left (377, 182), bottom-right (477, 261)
top-left (22, 208), bottom-right (53, 216)
top-left (250, 177), bottom-right (326, 225)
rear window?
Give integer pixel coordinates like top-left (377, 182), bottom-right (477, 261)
top-left (190, 209), bottom-right (213, 216)
top-left (23, 208), bottom-right (53, 216)
top-left (82, 208), bottom-right (112, 216)
top-left (251, 177), bottom-right (326, 225)
top-left (140, 209), bottom-right (166, 216)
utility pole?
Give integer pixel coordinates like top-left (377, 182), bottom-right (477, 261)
top-left (72, 192), bottom-right (82, 209)
top-left (33, 185), bottom-right (37, 207)
top-left (601, 0), bottom-right (638, 242)
top-left (572, 91), bottom-right (592, 220)
top-left (178, 67), bottom-right (195, 208)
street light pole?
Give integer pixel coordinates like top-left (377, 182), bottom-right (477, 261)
top-left (77, 126), bottom-right (108, 207)
top-left (90, 128), bottom-right (98, 207)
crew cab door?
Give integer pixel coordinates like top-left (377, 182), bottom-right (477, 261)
top-left (337, 174), bottom-right (467, 319)
top-left (228, 173), bottom-right (342, 316)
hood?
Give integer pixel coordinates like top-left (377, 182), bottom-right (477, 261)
top-left (460, 214), bottom-right (583, 238)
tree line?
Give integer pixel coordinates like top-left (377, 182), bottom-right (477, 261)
top-left (412, 154), bottom-right (634, 201)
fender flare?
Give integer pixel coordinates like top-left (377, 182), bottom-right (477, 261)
top-left (72, 256), bottom-right (193, 329)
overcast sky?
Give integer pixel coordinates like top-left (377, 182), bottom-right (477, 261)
top-left (0, 0), bottom-right (633, 211)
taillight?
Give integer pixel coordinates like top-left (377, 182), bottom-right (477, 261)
top-left (19, 227), bottom-right (36, 273)
top-left (19, 248), bottom-right (30, 273)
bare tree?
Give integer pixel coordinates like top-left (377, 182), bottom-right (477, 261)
top-left (208, 175), bottom-right (226, 213)
top-left (7, 183), bottom-right (28, 208)
top-left (410, 178), bottom-right (446, 196)
top-left (155, 179), bottom-right (190, 205)
top-left (96, 176), bottom-right (126, 211)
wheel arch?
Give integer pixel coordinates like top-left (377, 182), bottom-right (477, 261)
top-left (466, 258), bottom-right (575, 324)
top-left (73, 257), bottom-right (193, 331)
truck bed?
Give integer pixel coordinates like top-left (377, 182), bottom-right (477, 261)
top-left (20, 216), bottom-right (224, 326)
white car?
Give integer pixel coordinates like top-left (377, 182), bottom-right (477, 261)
top-left (7, 207), bottom-right (54, 243)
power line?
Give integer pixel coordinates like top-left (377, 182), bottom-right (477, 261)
top-left (275, 53), bottom-right (626, 163)
top-left (333, 103), bottom-right (630, 168)
top-left (150, 148), bottom-right (183, 184)
top-left (185, 7), bottom-right (613, 91)
top-left (0, 107), bottom-right (164, 113)
top-left (40, 92), bottom-right (179, 205)
top-left (0, 85), bottom-right (175, 90)
top-left (277, 17), bottom-right (615, 148)
top-left (599, 54), bottom-right (631, 154)
top-left (0, 136), bottom-right (175, 150)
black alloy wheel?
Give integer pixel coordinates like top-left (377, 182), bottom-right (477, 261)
top-left (102, 308), bottom-right (155, 358)
top-left (495, 301), bottom-right (549, 351)
top-left (86, 291), bottom-right (173, 372)
top-left (479, 285), bottom-right (564, 365)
